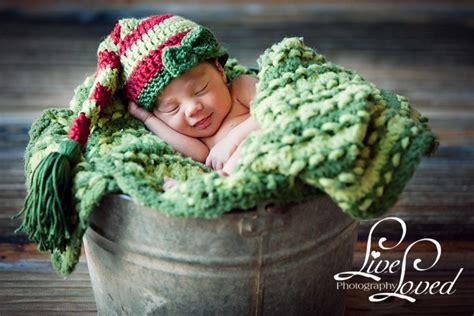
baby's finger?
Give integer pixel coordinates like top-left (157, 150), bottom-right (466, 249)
top-left (128, 101), bottom-right (138, 113)
top-left (128, 102), bottom-right (148, 122)
top-left (212, 158), bottom-right (220, 170)
top-left (205, 155), bottom-right (212, 168)
top-left (217, 170), bottom-right (229, 177)
top-left (223, 147), bottom-right (241, 175)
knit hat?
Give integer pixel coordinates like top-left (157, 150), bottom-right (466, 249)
top-left (17, 14), bottom-right (228, 251)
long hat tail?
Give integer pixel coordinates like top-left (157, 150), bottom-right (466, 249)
top-left (15, 23), bottom-right (123, 252)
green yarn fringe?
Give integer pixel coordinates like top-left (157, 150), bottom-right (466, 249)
top-left (16, 139), bottom-right (81, 251)
top-left (20, 40), bottom-right (437, 275)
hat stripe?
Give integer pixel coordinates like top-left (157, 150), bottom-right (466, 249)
top-left (110, 23), bottom-right (121, 45)
top-left (120, 17), bottom-right (195, 77)
top-left (124, 29), bottom-right (190, 102)
top-left (69, 30), bottom-right (122, 148)
top-left (89, 82), bottom-right (113, 110)
top-left (95, 66), bottom-right (121, 91)
top-left (120, 14), bottom-right (174, 55)
top-left (69, 112), bottom-right (91, 147)
top-left (98, 50), bottom-right (121, 70)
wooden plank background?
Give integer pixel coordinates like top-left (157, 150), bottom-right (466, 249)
top-left (0, 2), bottom-right (473, 314)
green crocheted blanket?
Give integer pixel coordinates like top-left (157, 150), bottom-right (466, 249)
top-left (23, 37), bottom-right (436, 275)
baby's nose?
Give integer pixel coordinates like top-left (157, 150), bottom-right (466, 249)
top-left (184, 101), bottom-right (203, 117)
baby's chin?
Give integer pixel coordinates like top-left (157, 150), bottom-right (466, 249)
top-left (191, 125), bottom-right (219, 138)
top-left (179, 125), bottom-right (216, 139)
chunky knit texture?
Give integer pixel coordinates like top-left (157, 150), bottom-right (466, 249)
top-left (16, 14), bottom-right (228, 253)
top-left (23, 37), bottom-right (436, 275)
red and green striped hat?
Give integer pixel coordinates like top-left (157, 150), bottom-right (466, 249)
top-left (71, 14), bottom-right (228, 147)
top-left (18, 14), bottom-right (228, 252)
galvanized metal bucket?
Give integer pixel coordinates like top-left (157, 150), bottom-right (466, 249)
top-left (84, 194), bottom-right (358, 315)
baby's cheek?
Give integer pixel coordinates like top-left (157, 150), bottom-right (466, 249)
top-left (172, 114), bottom-right (191, 133)
top-left (207, 90), bottom-right (225, 106)
top-left (201, 94), bottom-right (215, 107)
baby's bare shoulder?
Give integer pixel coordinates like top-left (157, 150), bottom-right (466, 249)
top-left (231, 74), bottom-right (258, 90)
top-left (230, 75), bottom-right (258, 108)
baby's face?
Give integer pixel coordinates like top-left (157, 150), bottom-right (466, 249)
top-left (153, 59), bottom-right (232, 138)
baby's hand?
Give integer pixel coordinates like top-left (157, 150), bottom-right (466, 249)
top-left (205, 140), bottom-right (238, 171)
top-left (221, 144), bottom-right (242, 175)
top-left (128, 101), bottom-right (152, 123)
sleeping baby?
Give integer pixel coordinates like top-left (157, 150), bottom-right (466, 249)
top-left (128, 58), bottom-right (259, 178)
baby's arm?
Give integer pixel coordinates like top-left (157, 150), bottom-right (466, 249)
top-left (223, 116), bottom-right (259, 151)
top-left (206, 75), bottom-right (259, 171)
top-left (205, 116), bottom-right (259, 170)
top-left (128, 102), bottom-right (209, 163)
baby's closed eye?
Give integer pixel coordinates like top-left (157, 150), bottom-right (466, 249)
top-left (194, 82), bottom-right (208, 96)
top-left (158, 103), bottom-right (179, 113)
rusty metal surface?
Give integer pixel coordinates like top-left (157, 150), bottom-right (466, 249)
top-left (84, 194), bottom-right (358, 315)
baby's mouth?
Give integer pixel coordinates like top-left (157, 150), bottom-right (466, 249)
top-left (193, 113), bottom-right (212, 129)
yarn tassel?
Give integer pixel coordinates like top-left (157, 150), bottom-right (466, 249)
top-left (15, 139), bottom-right (81, 252)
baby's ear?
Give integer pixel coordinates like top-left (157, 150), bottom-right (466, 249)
top-left (214, 58), bottom-right (227, 83)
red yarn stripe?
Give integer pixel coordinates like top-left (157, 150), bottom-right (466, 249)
top-left (89, 82), bottom-right (113, 110)
top-left (120, 14), bottom-right (174, 55)
top-left (69, 112), bottom-right (91, 148)
top-left (124, 29), bottom-right (189, 102)
top-left (110, 23), bottom-right (121, 45)
top-left (98, 50), bottom-right (121, 70)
